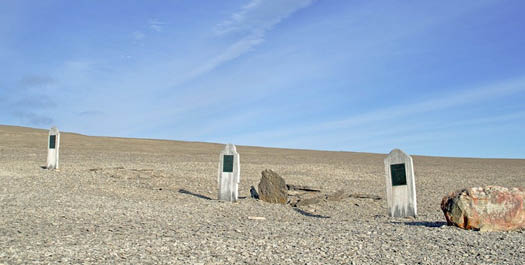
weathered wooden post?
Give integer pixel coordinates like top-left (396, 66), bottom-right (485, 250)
top-left (218, 144), bottom-right (240, 201)
top-left (384, 148), bottom-right (417, 217)
top-left (46, 127), bottom-right (60, 169)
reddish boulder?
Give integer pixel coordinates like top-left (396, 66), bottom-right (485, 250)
top-left (441, 186), bottom-right (525, 231)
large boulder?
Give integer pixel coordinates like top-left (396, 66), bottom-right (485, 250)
top-left (441, 186), bottom-right (525, 231)
top-left (258, 169), bottom-right (288, 204)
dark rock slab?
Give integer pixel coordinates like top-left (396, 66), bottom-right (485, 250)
top-left (250, 186), bottom-right (259, 199)
top-left (286, 184), bottom-right (321, 192)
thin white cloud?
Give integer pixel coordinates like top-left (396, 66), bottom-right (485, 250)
top-left (156, 0), bottom-right (317, 97)
top-left (192, 0), bottom-right (316, 78)
top-left (320, 76), bottom-right (525, 131)
top-left (149, 19), bottom-right (165, 32)
top-left (18, 75), bottom-right (55, 89)
top-left (228, 76), bottom-right (525, 142)
top-left (320, 110), bottom-right (525, 152)
top-left (131, 19), bottom-right (164, 43)
top-left (214, 0), bottom-right (315, 36)
top-left (187, 35), bottom-right (264, 80)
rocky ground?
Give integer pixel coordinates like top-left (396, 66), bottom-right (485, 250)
top-left (0, 125), bottom-right (524, 264)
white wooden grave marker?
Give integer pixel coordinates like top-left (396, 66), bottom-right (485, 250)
top-left (384, 148), bottom-right (417, 217)
top-left (217, 144), bottom-right (240, 202)
top-left (46, 127), bottom-right (60, 169)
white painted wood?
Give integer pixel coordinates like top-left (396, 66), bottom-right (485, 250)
top-left (46, 127), bottom-right (60, 170)
top-left (217, 144), bottom-right (240, 202)
top-left (384, 148), bottom-right (417, 217)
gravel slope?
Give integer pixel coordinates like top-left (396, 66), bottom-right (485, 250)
top-left (0, 125), bottom-right (524, 264)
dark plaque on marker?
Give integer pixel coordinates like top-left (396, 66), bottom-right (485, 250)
top-left (49, 135), bottom-right (56, 149)
top-left (390, 163), bottom-right (407, 186)
top-left (223, 155), bottom-right (234, 173)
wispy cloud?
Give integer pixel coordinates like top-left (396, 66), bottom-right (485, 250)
top-left (149, 19), bottom-right (165, 32)
top-left (187, 35), bottom-right (264, 80)
top-left (214, 0), bottom-right (315, 36)
top-left (1, 60), bottom-right (104, 129)
top-left (18, 75), bottom-right (55, 89)
top-left (155, 0), bottom-right (317, 108)
top-left (321, 110), bottom-right (525, 152)
top-left (130, 19), bottom-right (165, 44)
top-left (319, 76), bottom-right (525, 131)
top-left (11, 111), bottom-right (53, 126)
top-left (0, 74), bottom-right (58, 126)
top-left (193, 0), bottom-right (316, 78)
top-left (227, 76), bottom-right (525, 146)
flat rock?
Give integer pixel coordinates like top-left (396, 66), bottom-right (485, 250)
top-left (258, 169), bottom-right (288, 204)
top-left (441, 186), bottom-right (525, 231)
top-left (286, 184), bottom-right (321, 192)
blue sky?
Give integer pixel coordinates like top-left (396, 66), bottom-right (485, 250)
top-left (1, 0), bottom-right (525, 158)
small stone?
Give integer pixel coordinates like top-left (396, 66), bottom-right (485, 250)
top-left (250, 186), bottom-right (259, 199)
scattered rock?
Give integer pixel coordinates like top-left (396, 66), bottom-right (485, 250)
top-left (89, 166), bottom-right (125, 172)
top-left (258, 169), bottom-right (288, 204)
top-left (441, 186), bottom-right (525, 231)
top-left (291, 190), bottom-right (344, 207)
top-left (348, 193), bottom-right (382, 201)
top-left (286, 184), bottom-right (321, 192)
top-left (290, 190), bottom-right (381, 207)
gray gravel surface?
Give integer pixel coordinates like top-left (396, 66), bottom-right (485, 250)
top-left (1, 125), bottom-right (524, 264)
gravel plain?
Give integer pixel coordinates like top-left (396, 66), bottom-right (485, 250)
top-left (0, 125), bottom-right (524, 264)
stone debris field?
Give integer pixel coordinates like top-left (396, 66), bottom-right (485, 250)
top-left (0, 125), bottom-right (524, 264)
